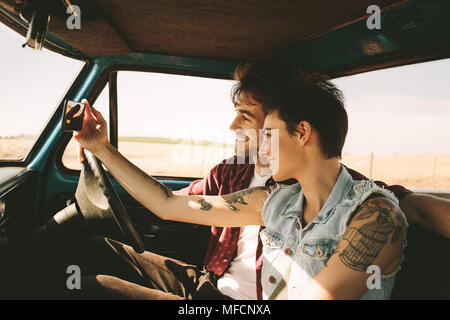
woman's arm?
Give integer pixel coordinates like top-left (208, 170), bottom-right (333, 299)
top-left (74, 100), bottom-right (267, 227)
top-left (297, 196), bottom-right (405, 299)
top-left (97, 142), bottom-right (267, 226)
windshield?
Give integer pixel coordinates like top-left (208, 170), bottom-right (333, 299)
top-left (0, 22), bottom-right (84, 161)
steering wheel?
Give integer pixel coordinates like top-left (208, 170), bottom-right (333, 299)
top-left (72, 150), bottom-right (145, 253)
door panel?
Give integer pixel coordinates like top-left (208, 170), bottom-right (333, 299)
top-left (392, 223), bottom-right (450, 299)
top-left (392, 190), bottom-right (450, 299)
top-left (0, 168), bottom-right (39, 248)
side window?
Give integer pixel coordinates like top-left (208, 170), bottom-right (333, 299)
top-left (61, 86), bottom-right (110, 170)
top-left (334, 58), bottom-right (450, 191)
top-left (116, 71), bottom-right (235, 178)
top-left (62, 71), bottom-right (236, 178)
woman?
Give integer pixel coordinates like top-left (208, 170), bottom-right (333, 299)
top-left (74, 60), bottom-right (407, 299)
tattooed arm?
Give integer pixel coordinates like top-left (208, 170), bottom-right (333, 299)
top-left (166, 187), bottom-right (268, 226)
top-left (74, 101), bottom-right (267, 227)
top-left (90, 143), bottom-right (268, 227)
top-left (297, 196), bottom-right (405, 300)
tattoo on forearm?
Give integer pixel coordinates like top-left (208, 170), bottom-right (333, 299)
top-left (221, 193), bottom-right (247, 212)
top-left (196, 187), bottom-right (267, 213)
top-left (198, 199), bottom-right (213, 211)
top-left (338, 197), bottom-right (404, 272)
top-left (220, 187), bottom-right (267, 212)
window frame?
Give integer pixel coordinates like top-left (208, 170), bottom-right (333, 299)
top-left (56, 64), bottom-right (233, 180)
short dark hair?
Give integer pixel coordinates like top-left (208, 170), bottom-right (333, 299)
top-left (231, 59), bottom-right (348, 159)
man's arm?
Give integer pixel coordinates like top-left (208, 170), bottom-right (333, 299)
top-left (400, 193), bottom-right (450, 239)
top-left (346, 165), bottom-right (450, 239)
top-left (297, 196), bottom-right (405, 299)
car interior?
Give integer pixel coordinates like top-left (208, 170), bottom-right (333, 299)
top-left (0, 0), bottom-right (449, 299)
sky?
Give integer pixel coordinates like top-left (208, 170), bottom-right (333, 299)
top-left (1, 22), bottom-right (449, 156)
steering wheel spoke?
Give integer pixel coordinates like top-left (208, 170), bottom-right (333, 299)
top-left (74, 150), bottom-right (145, 253)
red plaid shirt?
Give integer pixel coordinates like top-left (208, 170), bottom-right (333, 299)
top-left (176, 157), bottom-right (412, 300)
top-left (175, 156), bottom-right (255, 276)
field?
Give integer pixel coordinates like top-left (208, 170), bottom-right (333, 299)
top-left (2, 136), bottom-right (450, 191)
top-left (0, 136), bottom-right (36, 160)
top-left (340, 153), bottom-right (450, 191)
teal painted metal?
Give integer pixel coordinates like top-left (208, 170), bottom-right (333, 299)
top-left (91, 52), bottom-right (238, 76)
top-left (27, 63), bottom-right (101, 219)
top-left (26, 52), bottom-right (232, 217)
top-left (27, 64), bottom-right (101, 172)
top-left (28, 52), bottom-right (236, 172)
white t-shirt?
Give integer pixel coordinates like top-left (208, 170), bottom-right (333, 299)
top-left (217, 170), bottom-right (270, 300)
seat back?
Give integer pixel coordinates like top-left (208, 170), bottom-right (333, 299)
top-left (391, 223), bottom-right (450, 299)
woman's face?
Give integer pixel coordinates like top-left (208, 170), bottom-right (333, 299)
top-left (259, 110), bottom-right (304, 182)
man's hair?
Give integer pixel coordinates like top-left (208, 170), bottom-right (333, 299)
top-left (231, 59), bottom-right (348, 159)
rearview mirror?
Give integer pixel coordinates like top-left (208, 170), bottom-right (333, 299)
top-left (62, 100), bottom-right (85, 132)
top-left (20, 2), bottom-right (50, 51)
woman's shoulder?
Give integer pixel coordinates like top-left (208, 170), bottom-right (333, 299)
top-left (343, 179), bottom-right (399, 208)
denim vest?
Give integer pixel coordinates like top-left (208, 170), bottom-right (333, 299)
top-left (260, 166), bottom-right (408, 300)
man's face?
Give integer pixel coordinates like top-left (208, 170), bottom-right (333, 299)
top-left (229, 96), bottom-right (266, 161)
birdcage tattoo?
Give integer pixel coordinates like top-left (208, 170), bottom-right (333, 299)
top-left (340, 212), bottom-right (395, 271)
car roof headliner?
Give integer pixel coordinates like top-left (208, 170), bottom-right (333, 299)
top-left (1, 0), bottom-right (450, 77)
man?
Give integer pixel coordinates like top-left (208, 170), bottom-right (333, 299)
top-left (64, 60), bottom-right (450, 300)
